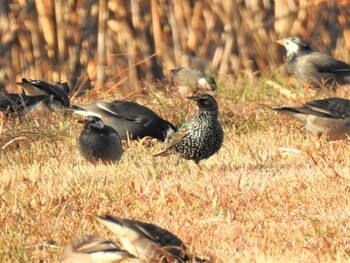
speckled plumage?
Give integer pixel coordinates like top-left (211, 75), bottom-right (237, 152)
top-left (78, 116), bottom-right (123, 163)
top-left (155, 94), bottom-right (223, 164)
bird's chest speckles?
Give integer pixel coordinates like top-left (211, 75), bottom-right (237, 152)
top-left (174, 114), bottom-right (223, 160)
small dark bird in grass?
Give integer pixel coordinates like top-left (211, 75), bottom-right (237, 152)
top-left (78, 116), bottom-right (123, 163)
top-left (169, 67), bottom-right (217, 97)
top-left (271, 97), bottom-right (350, 140)
top-left (154, 94), bottom-right (223, 164)
top-left (17, 78), bottom-right (70, 108)
top-left (71, 100), bottom-right (177, 142)
top-left (62, 235), bottom-right (136, 263)
top-left (276, 36), bottom-right (350, 90)
top-left (94, 215), bottom-right (206, 263)
top-left (0, 94), bottom-right (50, 118)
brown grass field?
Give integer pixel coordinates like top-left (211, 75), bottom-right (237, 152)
top-left (1, 76), bottom-right (350, 262)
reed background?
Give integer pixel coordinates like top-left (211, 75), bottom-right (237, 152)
top-left (1, 0), bottom-right (350, 262)
top-left (1, 0), bottom-right (350, 95)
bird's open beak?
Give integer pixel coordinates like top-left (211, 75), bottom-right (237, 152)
top-left (77, 118), bottom-right (85, 124)
top-left (275, 39), bottom-right (285, 46)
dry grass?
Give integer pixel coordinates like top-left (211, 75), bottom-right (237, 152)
top-left (1, 76), bottom-right (350, 262)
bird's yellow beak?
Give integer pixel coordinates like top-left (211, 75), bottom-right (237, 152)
top-left (275, 39), bottom-right (285, 46)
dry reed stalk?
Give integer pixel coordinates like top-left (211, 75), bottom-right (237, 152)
top-left (95, 0), bottom-right (107, 89)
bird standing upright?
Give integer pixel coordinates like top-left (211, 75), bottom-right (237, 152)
top-left (154, 94), bottom-right (223, 164)
top-left (275, 36), bottom-right (350, 90)
top-left (78, 116), bottom-right (123, 163)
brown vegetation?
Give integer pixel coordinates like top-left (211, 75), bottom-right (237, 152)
top-left (1, 1), bottom-right (350, 262)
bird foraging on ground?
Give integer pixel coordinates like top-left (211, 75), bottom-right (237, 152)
top-left (94, 215), bottom-right (205, 263)
top-left (62, 235), bottom-right (137, 263)
top-left (154, 94), bottom-right (223, 164)
top-left (71, 100), bottom-right (176, 142)
top-left (169, 67), bottom-right (217, 97)
top-left (271, 97), bottom-right (350, 140)
top-left (0, 94), bottom-right (51, 118)
top-left (275, 36), bottom-right (350, 90)
top-left (17, 78), bottom-right (70, 108)
top-left (78, 116), bottom-right (123, 163)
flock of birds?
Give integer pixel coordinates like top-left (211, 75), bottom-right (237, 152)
top-left (1, 36), bottom-right (350, 262)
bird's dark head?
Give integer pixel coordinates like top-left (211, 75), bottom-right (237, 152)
top-left (78, 115), bottom-right (105, 130)
top-left (276, 36), bottom-right (312, 56)
top-left (188, 94), bottom-right (218, 115)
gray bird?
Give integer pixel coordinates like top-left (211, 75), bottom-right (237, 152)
top-left (71, 100), bottom-right (176, 142)
top-left (0, 93), bottom-right (51, 118)
top-left (62, 235), bottom-right (137, 263)
top-left (169, 67), bottom-right (217, 97)
top-left (94, 215), bottom-right (204, 263)
top-left (154, 94), bottom-right (223, 164)
top-left (78, 116), bottom-right (123, 163)
top-left (17, 78), bottom-right (70, 108)
top-left (276, 37), bottom-right (350, 90)
top-left (272, 97), bottom-right (350, 140)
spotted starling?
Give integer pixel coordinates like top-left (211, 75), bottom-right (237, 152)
top-left (17, 78), bottom-right (70, 108)
top-left (0, 93), bottom-right (51, 118)
top-left (276, 36), bottom-right (350, 90)
top-left (272, 97), bottom-right (350, 140)
top-left (154, 94), bottom-right (223, 164)
top-left (62, 235), bottom-right (136, 263)
top-left (170, 67), bottom-right (217, 97)
top-left (71, 100), bottom-right (177, 142)
top-left (78, 116), bottom-right (123, 163)
top-left (94, 215), bottom-right (206, 263)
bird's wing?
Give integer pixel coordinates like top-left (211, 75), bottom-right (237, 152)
top-left (96, 101), bottom-right (155, 124)
top-left (299, 52), bottom-right (350, 74)
top-left (304, 98), bottom-right (350, 118)
top-left (153, 130), bottom-right (189, 156)
top-left (17, 78), bottom-right (70, 107)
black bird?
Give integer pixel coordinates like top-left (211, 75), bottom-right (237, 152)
top-left (154, 94), bottom-right (223, 164)
top-left (276, 36), bottom-right (350, 90)
top-left (71, 100), bottom-right (177, 142)
top-left (94, 215), bottom-right (205, 263)
top-left (271, 97), bottom-right (350, 140)
top-left (78, 116), bottom-right (123, 163)
top-left (0, 93), bottom-right (50, 117)
top-left (62, 235), bottom-right (136, 263)
top-left (170, 67), bottom-right (217, 97)
top-left (17, 78), bottom-right (70, 108)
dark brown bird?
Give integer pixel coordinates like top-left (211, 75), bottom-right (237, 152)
top-left (78, 116), bottom-right (123, 163)
top-left (154, 94), bottom-right (223, 164)
top-left (71, 100), bottom-right (176, 142)
top-left (62, 235), bottom-right (137, 263)
top-left (169, 67), bottom-right (217, 97)
top-left (17, 78), bottom-right (70, 108)
top-left (94, 215), bottom-right (205, 263)
top-left (271, 97), bottom-right (350, 140)
top-left (276, 37), bottom-right (350, 90)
